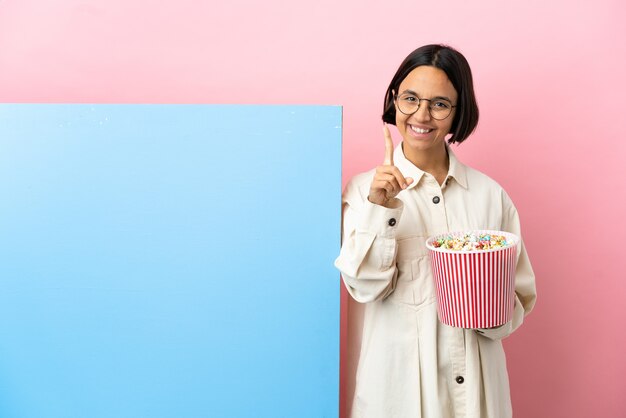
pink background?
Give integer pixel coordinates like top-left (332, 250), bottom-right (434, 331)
top-left (2, 1), bottom-right (625, 416)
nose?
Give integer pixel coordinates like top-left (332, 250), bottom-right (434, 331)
top-left (413, 99), bottom-right (431, 122)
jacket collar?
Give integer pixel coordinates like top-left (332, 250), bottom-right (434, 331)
top-left (393, 143), bottom-right (468, 189)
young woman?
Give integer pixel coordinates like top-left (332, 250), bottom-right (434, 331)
top-left (335, 44), bottom-right (537, 418)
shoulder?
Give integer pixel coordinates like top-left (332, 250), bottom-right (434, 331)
top-left (464, 164), bottom-right (502, 190)
top-left (464, 164), bottom-right (516, 209)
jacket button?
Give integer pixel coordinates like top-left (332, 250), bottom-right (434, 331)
top-left (388, 218), bottom-right (396, 226)
top-left (456, 376), bottom-right (464, 384)
top-left (432, 196), bottom-right (440, 204)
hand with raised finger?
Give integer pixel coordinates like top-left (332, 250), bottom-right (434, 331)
top-left (368, 124), bottom-right (414, 207)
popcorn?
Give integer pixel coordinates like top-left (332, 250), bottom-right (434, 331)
top-left (431, 233), bottom-right (510, 251)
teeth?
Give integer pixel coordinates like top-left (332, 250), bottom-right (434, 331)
top-left (411, 126), bottom-right (432, 134)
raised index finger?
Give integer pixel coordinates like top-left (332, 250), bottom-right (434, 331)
top-left (383, 124), bottom-right (394, 166)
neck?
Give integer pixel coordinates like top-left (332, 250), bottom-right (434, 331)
top-left (403, 142), bottom-right (449, 177)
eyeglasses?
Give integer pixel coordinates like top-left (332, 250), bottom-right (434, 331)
top-left (395, 92), bottom-right (457, 121)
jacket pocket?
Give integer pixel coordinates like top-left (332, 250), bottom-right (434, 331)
top-left (387, 236), bottom-right (436, 308)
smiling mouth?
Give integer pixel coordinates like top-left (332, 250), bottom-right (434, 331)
top-left (410, 125), bottom-right (433, 134)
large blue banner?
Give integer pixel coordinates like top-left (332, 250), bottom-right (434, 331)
top-left (0, 104), bottom-right (341, 418)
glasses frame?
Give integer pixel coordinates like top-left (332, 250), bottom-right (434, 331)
top-left (394, 93), bottom-right (457, 121)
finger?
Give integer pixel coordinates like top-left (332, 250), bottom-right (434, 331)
top-left (381, 181), bottom-right (397, 197)
top-left (388, 166), bottom-right (408, 189)
top-left (377, 173), bottom-right (402, 193)
top-left (383, 124), bottom-right (394, 166)
top-left (371, 179), bottom-right (397, 197)
top-left (377, 166), bottom-right (409, 190)
top-left (377, 176), bottom-right (402, 197)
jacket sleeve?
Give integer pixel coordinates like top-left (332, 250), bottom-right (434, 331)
top-left (477, 191), bottom-right (537, 340)
top-left (333, 178), bottom-right (404, 303)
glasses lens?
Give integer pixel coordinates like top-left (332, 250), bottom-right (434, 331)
top-left (396, 93), bottom-right (419, 115)
top-left (429, 99), bottom-right (453, 120)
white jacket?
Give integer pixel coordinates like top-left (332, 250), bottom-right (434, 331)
top-left (335, 144), bottom-right (537, 418)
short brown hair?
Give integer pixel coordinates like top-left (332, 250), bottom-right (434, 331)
top-left (382, 44), bottom-right (479, 144)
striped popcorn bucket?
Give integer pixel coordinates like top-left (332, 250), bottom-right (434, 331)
top-left (425, 230), bottom-right (519, 329)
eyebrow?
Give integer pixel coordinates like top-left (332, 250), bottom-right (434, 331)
top-left (401, 89), bottom-right (452, 102)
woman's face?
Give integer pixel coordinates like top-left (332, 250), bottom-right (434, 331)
top-left (394, 65), bottom-right (458, 155)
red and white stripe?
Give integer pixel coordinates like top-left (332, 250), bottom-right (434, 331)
top-left (428, 244), bottom-right (517, 329)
